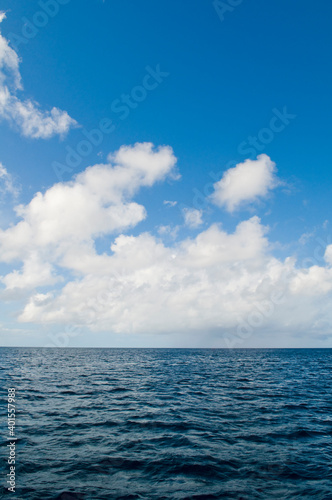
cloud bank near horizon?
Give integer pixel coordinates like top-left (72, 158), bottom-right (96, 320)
top-left (1, 143), bottom-right (332, 346)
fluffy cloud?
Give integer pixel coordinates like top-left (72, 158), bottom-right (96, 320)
top-left (1, 144), bottom-right (332, 346)
top-left (16, 215), bottom-right (332, 346)
top-left (210, 154), bottom-right (278, 212)
top-left (0, 141), bottom-right (177, 266)
top-left (17, 217), bottom-right (271, 326)
top-left (2, 252), bottom-right (60, 290)
top-left (0, 12), bottom-right (77, 138)
top-left (182, 207), bottom-right (203, 228)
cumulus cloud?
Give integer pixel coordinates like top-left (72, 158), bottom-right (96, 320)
top-left (182, 207), bottom-right (203, 228)
top-left (0, 141), bottom-right (177, 272)
top-left (17, 216), bottom-right (271, 326)
top-left (1, 143), bottom-right (332, 346)
top-left (210, 154), bottom-right (279, 212)
top-left (2, 252), bottom-right (61, 290)
top-left (0, 12), bottom-right (77, 138)
top-left (16, 215), bottom-right (332, 346)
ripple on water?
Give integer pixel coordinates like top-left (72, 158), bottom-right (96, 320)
top-left (1, 347), bottom-right (332, 500)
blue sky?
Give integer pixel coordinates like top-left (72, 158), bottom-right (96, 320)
top-left (0, 0), bottom-right (332, 347)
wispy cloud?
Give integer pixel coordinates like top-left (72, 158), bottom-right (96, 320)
top-left (0, 162), bottom-right (20, 198)
top-left (163, 200), bottom-right (177, 207)
top-left (0, 12), bottom-right (77, 139)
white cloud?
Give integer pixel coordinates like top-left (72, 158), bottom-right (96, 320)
top-left (157, 224), bottom-right (179, 239)
top-left (17, 217), bottom-right (271, 327)
top-left (182, 207), bottom-right (203, 228)
top-left (290, 265), bottom-right (332, 295)
top-left (299, 231), bottom-right (315, 245)
top-left (0, 141), bottom-right (177, 275)
top-left (1, 144), bottom-right (332, 346)
top-left (0, 162), bottom-right (19, 198)
top-left (324, 245), bottom-right (332, 266)
top-left (15, 215), bottom-right (332, 345)
top-left (163, 200), bottom-right (177, 207)
top-left (2, 252), bottom-right (61, 290)
top-left (210, 154), bottom-right (279, 212)
top-left (0, 12), bottom-right (77, 139)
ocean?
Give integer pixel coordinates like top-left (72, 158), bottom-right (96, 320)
top-left (1, 348), bottom-right (332, 499)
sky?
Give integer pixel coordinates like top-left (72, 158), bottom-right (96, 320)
top-left (0, 0), bottom-right (332, 348)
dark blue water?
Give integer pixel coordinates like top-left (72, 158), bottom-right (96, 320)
top-left (1, 348), bottom-right (332, 499)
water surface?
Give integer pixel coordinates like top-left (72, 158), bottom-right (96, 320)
top-left (1, 348), bottom-right (331, 499)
